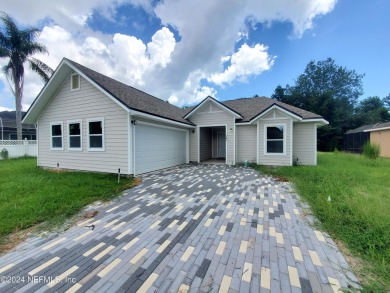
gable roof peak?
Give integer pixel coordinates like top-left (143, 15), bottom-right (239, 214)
top-left (183, 95), bottom-right (243, 119)
top-left (62, 58), bottom-right (193, 126)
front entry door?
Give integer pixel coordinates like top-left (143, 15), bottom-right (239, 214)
top-left (217, 132), bottom-right (226, 158)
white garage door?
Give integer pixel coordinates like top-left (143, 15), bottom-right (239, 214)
top-left (134, 124), bottom-right (187, 174)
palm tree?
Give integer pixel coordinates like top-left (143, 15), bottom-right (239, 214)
top-left (0, 12), bottom-right (53, 140)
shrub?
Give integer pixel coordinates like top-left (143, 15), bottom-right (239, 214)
top-left (363, 142), bottom-right (380, 159)
top-left (0, 148), bottom-right (9, 160)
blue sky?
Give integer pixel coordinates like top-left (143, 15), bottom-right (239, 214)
top-left (1, 0), bottom-right (389, 111)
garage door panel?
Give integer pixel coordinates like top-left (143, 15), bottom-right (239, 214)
top-left (135, 124), bottom-right (186, 174)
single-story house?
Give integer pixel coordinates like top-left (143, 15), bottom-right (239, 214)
top-left (23, 58), bottom-right (328, 175)
top-left (0, 111), bottom-right (36, 140)
top-left (344, 122), bottom-right (390, 157)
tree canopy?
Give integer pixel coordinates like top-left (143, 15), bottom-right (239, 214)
top-left (383, 93), bottom-right (390, 110)
top-left (0, 12), bottom-right (53, 139)
top-left (272, 58), bottom-right (389, 151)
top-left (354, 96), bottom-right (390, 126)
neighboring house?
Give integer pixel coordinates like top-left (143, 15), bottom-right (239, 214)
top-left (23, 58), bottom-right (328, 175)
top-left (344, 122), bottom-right (390, 157)
top-left (0, 111), bottom-right (36, 140)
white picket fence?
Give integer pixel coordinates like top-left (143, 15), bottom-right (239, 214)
top-left (0, 139), bottom-right (37, 159)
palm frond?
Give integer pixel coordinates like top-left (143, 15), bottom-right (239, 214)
top-left (0, 31), bottom-right (10, 49)
top-left (28, 57), bottom-right (53, 82)
top-left (2, 64), bottom-right (11, 76)
top-left (0, 47), bottom-right (11, 58)
top-left (23, 42), bottom-right (48, 56)
top-left (0, 12), bottom-right (19, 38)
top-left (5, 74), bottom-right (15, 96)
top-left (21, 27), bottom-right (41, 39)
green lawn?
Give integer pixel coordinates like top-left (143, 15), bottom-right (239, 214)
top-left (255, 152), bottom-right (390, 292)
top-left (0, 157), bottom-right (135, 246)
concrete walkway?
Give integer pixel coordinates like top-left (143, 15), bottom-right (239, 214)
top-left (0, 164), bottom-right (358, 292)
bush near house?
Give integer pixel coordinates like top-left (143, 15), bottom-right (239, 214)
top-left (255, 152), bottom-right (390, 291)
top-left (363, 141), bottom-right (381, 159)
top-left (0, 157), bottom-right (135, 247)
top-left (0, 148), bottom-right (9, 160)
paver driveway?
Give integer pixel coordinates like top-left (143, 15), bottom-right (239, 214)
top-left (0, 164), bottom-right (358, 293)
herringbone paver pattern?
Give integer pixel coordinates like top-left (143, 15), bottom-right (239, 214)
top-left (0, 165), bottom-right (359, 292)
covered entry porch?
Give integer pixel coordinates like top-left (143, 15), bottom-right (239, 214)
top-left (199, 126), bottom-right (226, 163)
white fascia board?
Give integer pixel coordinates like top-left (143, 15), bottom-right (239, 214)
top-left (64, 60), bottom-right (130, 113)
top-left (235, 121), bottom-right (256, 126)
top-left (66, 60), bottom-right (195, 129)
top-left (23, 58), bottom-right (193, 130)
top-left (22, 59), bottom-right (70, 124)
top-left (300, 118), bottom-right (329, 126)
top-left (129, 110), bottom-right (195, 129)
top-left (364, 126), bottom-right (390, 132)
top-left (250, 105), bottom-right (302, 123)
top-left (184, 96), bottom-right (243, 119)
top-left (23, 58), bottom-right (129, 124)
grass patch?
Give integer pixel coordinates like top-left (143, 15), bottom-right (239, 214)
top-left (254, 152), bottom-right (390, 291)
top-left (0, 157), bottom-right (135, 247)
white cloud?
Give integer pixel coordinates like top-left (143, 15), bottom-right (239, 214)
top-left (168, 85), bottom-right (217, 107)
top-left (2, 0), bottom-right (153, 29)
top-left (245, 0), bottom-right (337, 38)
top-left (167, 70), bottom-right (217, 106)
top-left (0, 106), bottom-right (13, 111)
top-left (148, 0), bottom-right (336, 105)
top-left (0, 0), bottom-right (336, 109)
top-left (15, 25), bottom-right (176, 108)
top-left (209, 43), bottom-right (275, 87)
top-left (147, 28), bottom-right (176, 68)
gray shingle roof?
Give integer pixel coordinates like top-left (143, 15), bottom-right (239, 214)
top-left (369, 121), bottom-right (390, 131)
top-left (67, 59), bottom-right (323, 125)
top-left (183, 97), bottom-right (324, 122)
top-left (222, 97), bottom-right (323, 122)
top-left (345, 124), bottom-right (377, 134)
top-left (0, 111), bottom-right (35, 129)
top-left (346, 122), bottom-right (390, 134)
top-left (67, 59), bottom-right (193, 126)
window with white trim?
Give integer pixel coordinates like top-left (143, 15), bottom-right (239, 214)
top-left (50, 122), bottom-right (63, 150)
top-left (71, 74), bottom-right (80, 90)
top-left (68, 120), bottom-right (82, 150)
top-left (266, 125), bottom-right (284, 154)
top-left (88, 119), bottom-right (104, 151)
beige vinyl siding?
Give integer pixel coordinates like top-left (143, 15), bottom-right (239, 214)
top-left (257, 109), bottom-right (292, 166)
top-left (197, 102), bottom-right (224, 114)
top-left (38, 74), bottom-right (129, 174)
top-left (189, 101), bottom-right (235, 164)
top-left (370, 129), bottom-right (390, 157)
top-left (211, 103), bottom-right (222, 112)
top-left (236, 125), bottom-right (257, 163)
top-left (261, 111), bottom-right (274, 120)
top-left (196, 103), bottom-right (211, 113)
top-left (293, 123), bottom-right (317, 165)
top-left (274, 111), bottom-right (287, 119)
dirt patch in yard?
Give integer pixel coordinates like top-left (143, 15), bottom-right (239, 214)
top-left (333, 238), bottom-right (382, 289)
top-left (0, 177), bottom-right (142, 255)
top-left (0, 226), bottom-right (41, 254)
top-left (273, 176), bottom-right (289, 182)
